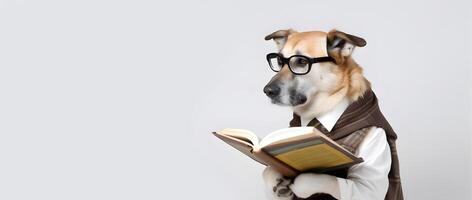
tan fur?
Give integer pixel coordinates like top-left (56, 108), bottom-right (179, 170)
top-left (332, 57), bottom-right (371, 102)
top-left (344, 59), bottom-right (371, 101)
top-left (282, 32), bottom-right (329, 58)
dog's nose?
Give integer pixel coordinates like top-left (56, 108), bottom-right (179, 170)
top-left (263, 84), bottom-right (280, 98)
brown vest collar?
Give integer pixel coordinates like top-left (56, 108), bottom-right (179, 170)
top-left (290, 89), bottom-right (397, 141)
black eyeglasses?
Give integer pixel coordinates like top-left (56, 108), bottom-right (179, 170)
top-left (266, 53), bottom-right (335, 75)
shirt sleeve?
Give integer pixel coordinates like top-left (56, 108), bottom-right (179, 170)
top-left (336, 127), bottom-right (391, 200)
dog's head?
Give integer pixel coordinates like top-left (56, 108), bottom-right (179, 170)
top-left (263, 29), bottom-right (369, 112)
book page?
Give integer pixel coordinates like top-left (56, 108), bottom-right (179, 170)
top-left (217, 128), bottom-right (259, 146)
top-left (213, 131), bottom-right (267, 165)
top-left (258, 127), bottom-right (315, 148)
top-left (213, 129), bottom-right (298, 177)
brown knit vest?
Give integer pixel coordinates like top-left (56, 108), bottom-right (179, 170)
top-left (289, 90), bottom-right (403, 200)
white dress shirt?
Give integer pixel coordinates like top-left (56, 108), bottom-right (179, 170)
top-left (299, 98), bottom-right (391, 200)
top-left (265, 98), bottom-right (391, 200)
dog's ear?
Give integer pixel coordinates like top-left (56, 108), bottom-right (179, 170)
top-left (264, 29), bottom-right (297, 49)
top-left (327, 29), bottom-right (366, 59)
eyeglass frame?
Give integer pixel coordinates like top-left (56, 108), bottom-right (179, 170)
top-left (266, 53), bottom-right (336, 75)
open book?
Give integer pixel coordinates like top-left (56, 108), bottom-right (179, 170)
top-left (212, 127), bottom-right (363, 177)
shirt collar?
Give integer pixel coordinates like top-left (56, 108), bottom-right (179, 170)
top-left (301, 97), bottom-right (351, 131)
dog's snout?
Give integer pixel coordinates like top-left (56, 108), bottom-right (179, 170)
top-left (263, 84), bottom-right (281, 98)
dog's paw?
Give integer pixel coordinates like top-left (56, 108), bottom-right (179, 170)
top-left (263, 167), bottom-right (294, 200)
top-left (272, 178), bottom-right (294, 199)
top-left (290, 173), bottom-right (338, 198)
top-left (262, 166), bottom-right (283, 188)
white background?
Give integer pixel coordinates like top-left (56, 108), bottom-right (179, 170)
top-left (0, 0), bottom-right (471, 199)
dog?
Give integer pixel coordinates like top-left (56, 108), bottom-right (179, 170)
top-left (263, 29), bottom-right (369, 121)
top-left (260, 29), bottom-right (401, 200)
